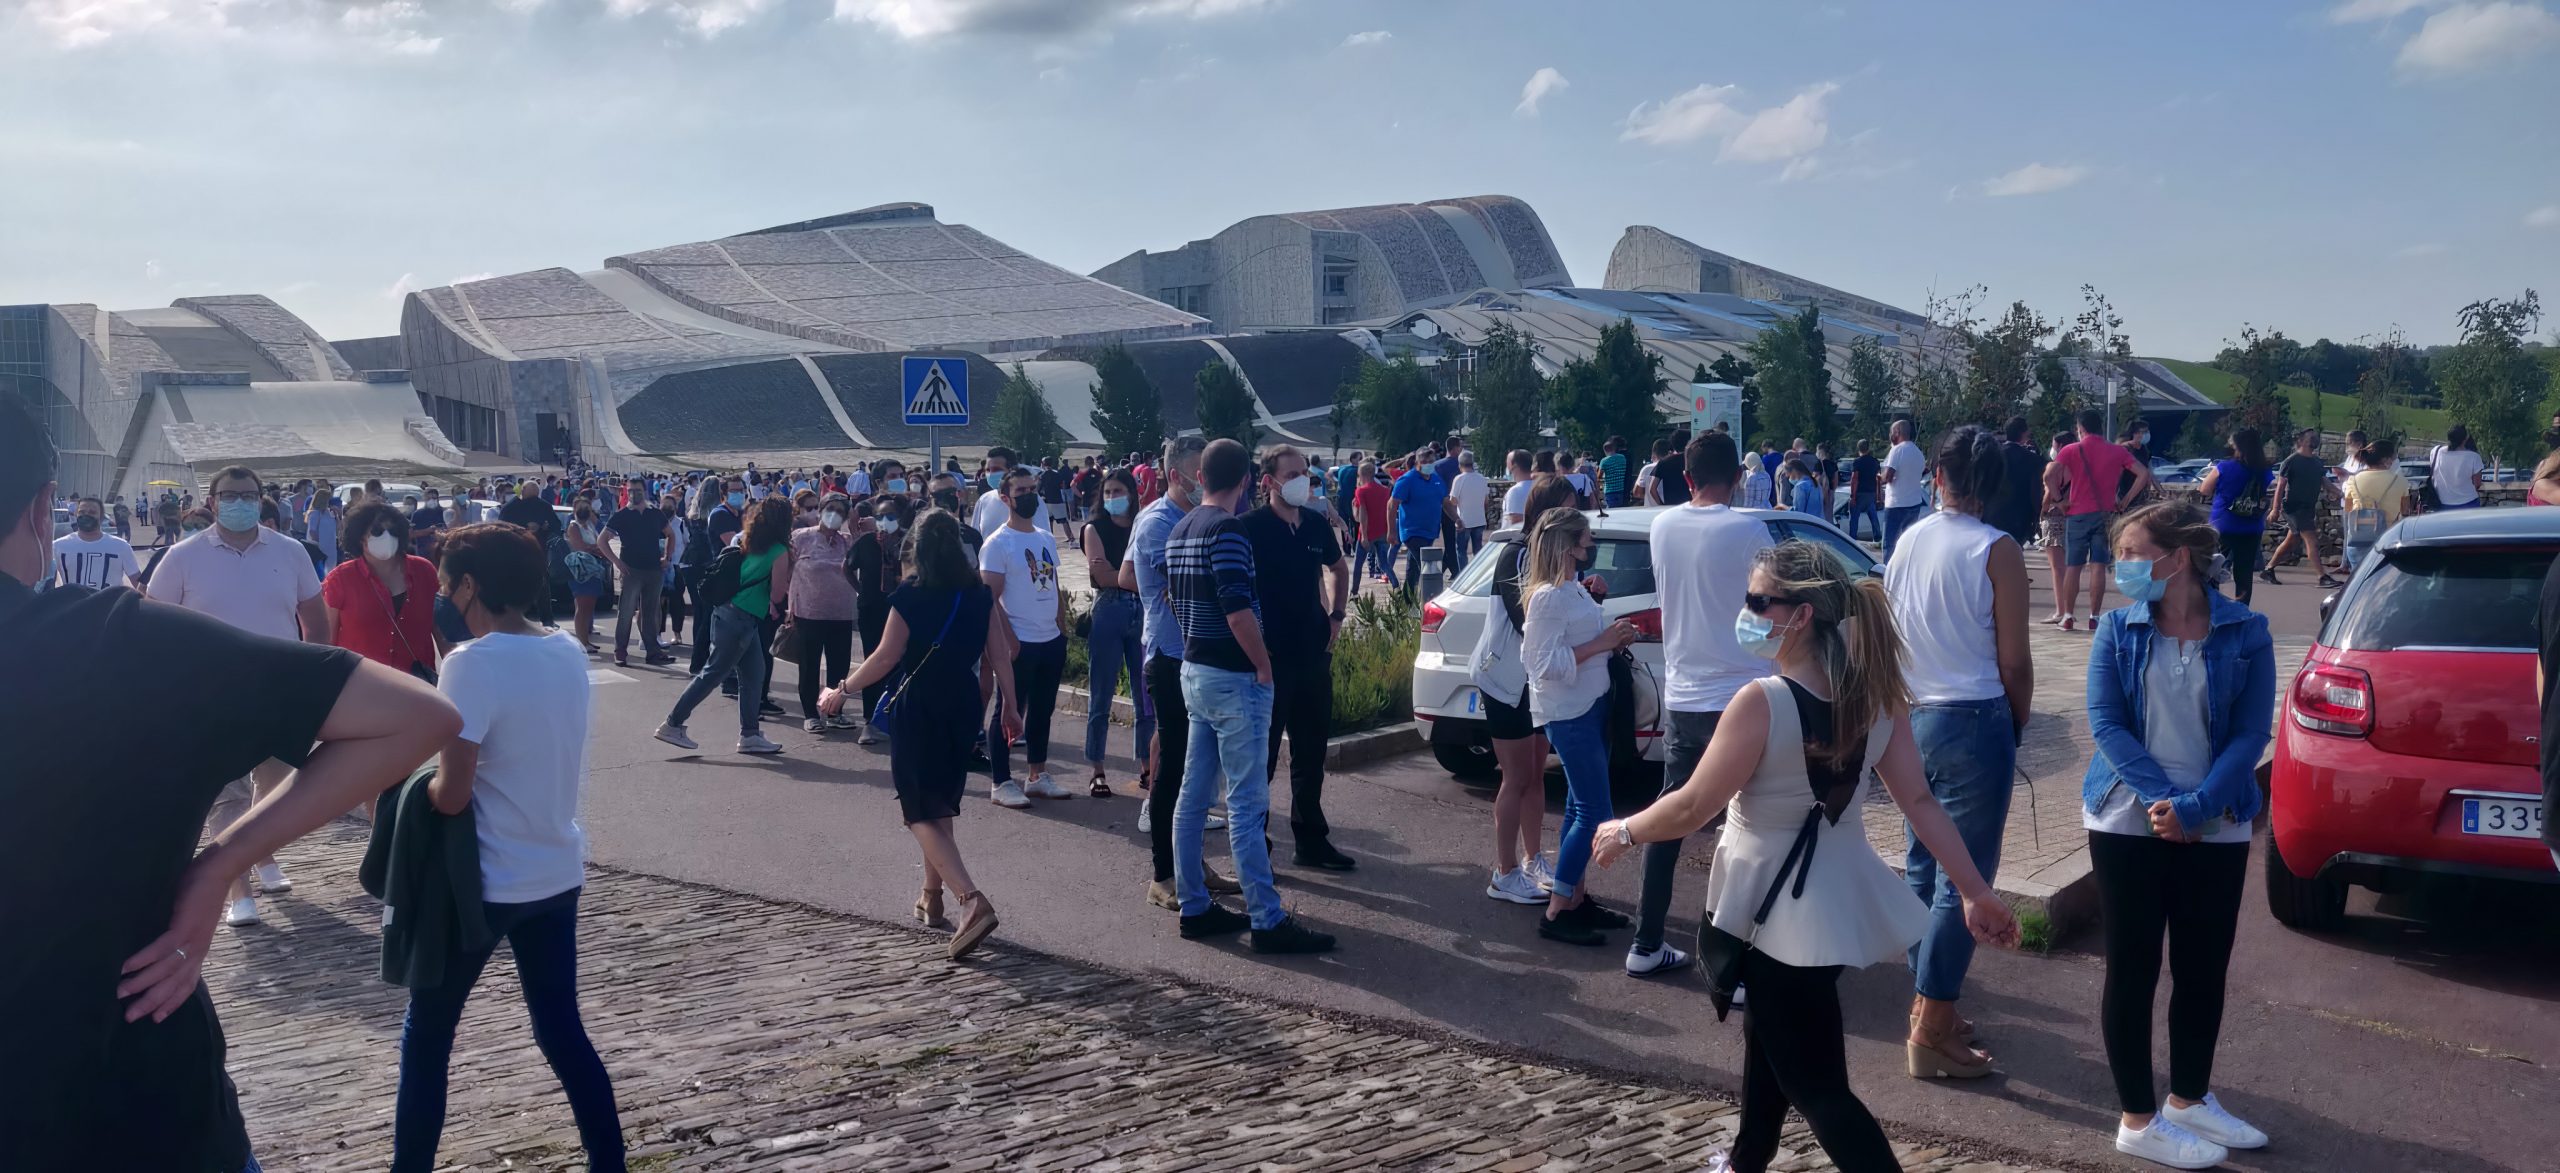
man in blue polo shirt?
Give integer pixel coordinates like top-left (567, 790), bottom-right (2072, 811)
top-left (1390, 446), bottom-right (1447, 599)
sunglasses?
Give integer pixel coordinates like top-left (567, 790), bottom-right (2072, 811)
top-left (1743, 592), bottom-right (1804, 614)
top-left (369, 525), bottom-right (400, 538)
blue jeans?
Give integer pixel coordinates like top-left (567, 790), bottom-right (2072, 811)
top-left (1082, 591), bottom-right (1154, 766)
top-left (1175, 663), bottom-right (1281, 928)
top-left (1541, 694), bottom-right (1616, 898)
top-left (667, 603), bottom-right (767, 735)
top-left (393, 889), bottom-right (624, 1173)
top-left (1881, 502), bottom-right (1927, 560)
top-left (1845, 494), bottom-right (1881, 541)
top-left (1904, 697), bottom-right (2016, 1002)
top-left (1356, 538), bottom-right (1397, 587)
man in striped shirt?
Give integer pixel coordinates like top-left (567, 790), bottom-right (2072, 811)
top-left (1165, 438), bottom-right (1335, 955)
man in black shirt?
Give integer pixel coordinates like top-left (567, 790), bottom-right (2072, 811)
top-left (605, 496), bottom-right (674, 667)
top-left (0, 396), bottom-right (462, 1173)
top-left (1653, 430), bottom-right (1691, 507)
top-left (1241, 445), bottom-right (1356, 872)
top-left (1991, 415), bottom-right (2049, 547)
top-left (2266, 427), bottom-right (2343, 590)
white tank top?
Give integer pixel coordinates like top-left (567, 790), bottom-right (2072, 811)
top-left (1883, 508), bottom-right (2006, 705)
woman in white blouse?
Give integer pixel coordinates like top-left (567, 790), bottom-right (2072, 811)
top-left (1519, 506), bottom-right (1638, 946)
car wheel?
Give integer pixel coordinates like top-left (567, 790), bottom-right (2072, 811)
top-left (1432, 737), bottom-right (1498, 782)
top-left (2263, 830), bottom-right (2347, 931)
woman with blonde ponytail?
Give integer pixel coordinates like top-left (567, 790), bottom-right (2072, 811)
top-left (1518, 504), bottom-right (1639, 946)
top-left (1592, 540), bottom-right (2019, 1173)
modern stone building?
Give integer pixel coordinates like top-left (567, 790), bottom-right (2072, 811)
top-left (1603, 225), bottom-right (1927, 327)
top-left (1092, 195), bottom-right (1573, 332)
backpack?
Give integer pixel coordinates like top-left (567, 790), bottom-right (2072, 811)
top-left (699, 546), bottom-right (749, 608)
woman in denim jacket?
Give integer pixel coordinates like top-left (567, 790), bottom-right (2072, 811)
top-left (2081, 498), bottom-right (2275, 1171)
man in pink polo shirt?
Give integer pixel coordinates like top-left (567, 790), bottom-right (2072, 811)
top-left (147, 464), bottom-right (331, 926)
top-left (2039, 409), bottom-right (2154, 630)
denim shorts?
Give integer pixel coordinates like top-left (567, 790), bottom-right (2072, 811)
top-left (2064, 511), bottom-right (2115, 566)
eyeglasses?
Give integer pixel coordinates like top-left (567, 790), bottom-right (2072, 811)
top-left (212, 490), bottom-right (260, 504)
top-left (1743, 592), bottom-right (1804, 614)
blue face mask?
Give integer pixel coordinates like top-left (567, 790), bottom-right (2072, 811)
top-left (1104, 496), bottom-right (1131, 516)
top-left (985, 471), bottom-right (1005, 490)
top-left (2113, 557), bottom-right (2178, 603)
top-left (886, 478), bottom-right (908, 495)
top-left (216, 499), bottom-right (260, 533)
top-left (727, 491), bottom-right (745, 509)
top-left (1734, 607), bottom-right (1793, 659)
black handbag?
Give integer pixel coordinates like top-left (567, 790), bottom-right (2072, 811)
top-left (1695, 805), bottom-right (1824, 1021)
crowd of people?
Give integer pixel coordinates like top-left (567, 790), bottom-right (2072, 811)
top-left (16, 369), bottom-right (2560, 1173)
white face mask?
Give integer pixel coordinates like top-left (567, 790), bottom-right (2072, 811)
top-left (875, 517), bottom-right (899, 535)
top-left (820, 511), bottom-right (845, 530)
top-left (367, 532), bottom-right (400, 561)
top-left (1278, 475), bottom-right (1313, 508)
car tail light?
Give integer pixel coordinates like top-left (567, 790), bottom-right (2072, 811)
top-left (2291, 663), bottom-right (2373, 737)
top-left (1420, 600), bottom-right (1448, 634)
top-left (1624, 607), bottom-right (1663, 642)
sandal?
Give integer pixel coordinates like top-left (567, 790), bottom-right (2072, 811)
top-left (914, 888), bottom-right (948, 930)
top-left (948, 891), bottom-right (999, 961)
top-left (1906, 1023), bottom-right (1995, 1079)
top-left (1089, 772), bottom-right (1112, 798)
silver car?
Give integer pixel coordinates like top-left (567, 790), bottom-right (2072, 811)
top-left (1414, 505), bottom-right (1880, 780)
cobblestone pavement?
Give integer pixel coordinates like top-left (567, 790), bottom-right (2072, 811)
top-left (212, 826), bottom-right (2058, 1173)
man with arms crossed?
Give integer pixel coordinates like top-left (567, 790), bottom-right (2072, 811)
top-left (1241, 445), bottom-right (1356, 872)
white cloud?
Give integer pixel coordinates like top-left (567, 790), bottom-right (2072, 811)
top-left (1340, 29), bottom-right (1388, 48)
top-left (1983, 161), bottom-right (2090, 197)
top-left (1621, 82), bottom-right (1742, 145)
top-left (2392, 242), bottom-right (2448, 258)
top-left (606, 0), bottom-right (784, 37)
top-left (143, 259), bottom-right (162, 280)
top-left (1621, 81), bottom-right (1836, 166)
top-left (2329, 0), bottom-right (2442, 22)
top-left (2527, 204), bottom-right (2560, 227)
top-left (2397, 2), bottom-right (2560, 72)
top-left (1719, 82), bottom-right (1836, 163)
top-left (448, 272), bottom-right (497, 285)
top-left (25, 0), bottom-right (446, 51)
top-left (1515, 66), bottom-right (1568, 117)
top-left (1779, 156), bottom-right (1820, 182)
top-left (340, 2), bottom-right (441, 54)
top-left (833, 0), bottom-right (1274, 40)
top-left (383, 273), bottom-right (419, 301)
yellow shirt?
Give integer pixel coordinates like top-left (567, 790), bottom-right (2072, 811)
top-left (2344, 469), bottom-right (2410, 529)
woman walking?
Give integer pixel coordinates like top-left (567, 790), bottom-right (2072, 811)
top-left (777, 493), bottom-right (858, 735)
top-left (821, 509), bottom-right (1014, 959)
top-left (322, 501), bottom-right (441, 681)
top-left (397, 522), bottom-right (624, 1173)
top-left (846, 493), bottom-right (911, 745)
top-left (2197, 427), bottom-right (2274, 607)
top-left (564, 498), bottom-right (609, 652)
top-left (2039, 431), bottom-right (2073, 626)
top-left (1519, 505), bottom-right (1640, 945)
top-left (1882, 427), bottom-right (2033, 1079)
top-left (1591, 540), bottom-right (2018, 1173)
top-left (1476, 474), bottom-right (1580, 905)
top-left (1080, 469), bottom-right (1154, 796)
top-left (655, 498), bottom-right (787, 756)
top-left (2083, 499), bottom-right (2275, 1169)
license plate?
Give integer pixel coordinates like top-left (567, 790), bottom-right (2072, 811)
top-left (2460, 797), bottom-right (2544, 840)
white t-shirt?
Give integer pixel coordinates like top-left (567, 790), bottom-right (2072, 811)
top-left (979, 524), bottom-right (1063, 643)
top-left (1648, 503), bottom-right (1774, 712)
top-left (1502, 480), bottom-right (1531, 526)
top-left (440, 630), bottom-right (594, 903)
top-left (1452, 470), bottom-right (1489, 527)
top-left (1884, 509), bottom-right (2006, 704)
top-left (1634, 460), bottom-right (1658, 503)
top-left (974, 488), bottom-right (1050, 538)
top-left (143, 527), bottom-right (321, 642)
top-left (1883, 440), bottom-right (1928, 508)
top-left (2431, 446), bottom-right (2485, 507)
top-left (50, 532), bottom-right (139, 590)
top-left (1565, 471), bottom-right (1593, 499)
top-left (2084, 632), bottom-right (2252, 845)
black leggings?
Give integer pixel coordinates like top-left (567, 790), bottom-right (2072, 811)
top-left (1147, 653), bottom-right (1189, 882)
top-left (2220, 531), bottom-right (2263, 606)
top-left (988, 636), bottom-right (1066, 783)
top-left (1731, 951), bottom-right (1902, 1173)
top-left (793, 617), bottom-right (854, 720)
top-left (2090, 831), bottom-right (2250, 1115)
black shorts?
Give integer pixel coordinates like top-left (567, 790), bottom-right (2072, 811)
top-left (1482, 685), bottom-right (1538, 741)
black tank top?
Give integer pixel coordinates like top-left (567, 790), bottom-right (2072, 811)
top-left (1092, 517), bottom-right (1132, 573)
top-left (1785, 678), bottom-right (1866, 825)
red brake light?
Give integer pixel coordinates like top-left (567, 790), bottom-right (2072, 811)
top-left (1420, 601), bottom-right (1447, 634)
top-left (1624, 607), bottom-right (1663, 642)
top-left (2291, 663), bottom-right (2373, 737)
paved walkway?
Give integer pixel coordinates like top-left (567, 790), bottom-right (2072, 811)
top-left (212, 826), bottom-right (2057, 1172)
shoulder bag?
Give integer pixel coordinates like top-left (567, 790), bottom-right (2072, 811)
top-left (2225, 463), bottom-right (2268, 522)
top-left (1695, 804), bottom-right (1824, 1021)
top-left (367, 563), bottom-right (437, 686)
top-left (871, 595), bottom-right (965, 730)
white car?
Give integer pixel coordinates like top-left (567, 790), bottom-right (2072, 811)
top-left (1414, 505), bottom-right (1881, 780)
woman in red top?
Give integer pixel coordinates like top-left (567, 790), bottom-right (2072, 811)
top-left (323, 501), bottom-right (441, 678)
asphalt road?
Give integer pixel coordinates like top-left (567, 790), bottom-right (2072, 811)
top-left (564, 559), bottom-right (2556, 1173)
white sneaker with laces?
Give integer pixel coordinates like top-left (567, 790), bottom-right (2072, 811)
top-left (1486, 867), bottom-right (1546, 905)
top-left (1625, 942), bottom-right (1694, 977)
top-left (2115, 1117), bottom-right (2230, 1170)
top-left (1523, 853), bottom-right (1556, 892)
top-left (1023, 773), bottom-right (1074, 800)
top-left (736, 732), bottom-right (784, 755)
top-left (992, 780), bottom-right (1032, 809)
top-left (2162, 1094), bottom-right (2267, 1150)
top-left (1205, 809), bottom-right (1229, 832)
top-left (253, 862), bottom-right (292, 894)
top-left (1137, 801), bottom-right (1153, 834)
top-left (225, 897), bottom-right (260, 927)
top-left (654, 723), bottom-right (698, 750)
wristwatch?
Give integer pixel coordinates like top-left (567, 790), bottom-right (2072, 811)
top-left (1612, 821), bottom-right (1635, 848)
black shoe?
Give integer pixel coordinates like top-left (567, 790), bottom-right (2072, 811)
top-left (1250, 917), bottom-right (1338, 954)
top-left (1564, 896), bottom-right (1631, 930)
top-left (1179, 903), bottom-right (1251, 939)
top-left (1293, 844), bottom-right (1358, 872)
top-left (1539, 913), bottom-right (1607, 946)
top-left (758, 700), bottom-right (786, 717)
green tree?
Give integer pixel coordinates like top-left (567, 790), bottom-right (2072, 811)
top-left (1844, 334), bottom-right (1899, 444)
top-left (2028, 350), bottom-right (2084, 445)
top-left (1959, 300), bottom-right (2049, 428)
top-left (2354, 333), bottom-right (2412, 447)
top-left (1087, 342), bottom-right (1162, 461)
top-left (1904, 284), bottom-right (1985, 450)
top-left (2435, 290), bottom-right (2549, 464)
top-left (988, 362), bottom-right (1065, 466)
top-left (1465, 320), bottom-right (1546, 460)
top-left (1193, 359), bottom-right (1258, 449)
top-left (1349, 356), bottom-right (1455, 457)
top-left (2223, 325), bottom-right (2296, 445)
top-left (1550, 317), bottom-right (1665, 453)
top-left (1707, 352), bottom-right (1758, 438)
top-left (1749, 304), bottom-right (1837, 449)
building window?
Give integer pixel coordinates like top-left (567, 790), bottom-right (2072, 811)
top-left (1323, 273), bottom-right (1349, 297)
top-left (1322, 305), bottom-right (1353, 326)
top-left (1156, 285), bottom-right (1207, 314)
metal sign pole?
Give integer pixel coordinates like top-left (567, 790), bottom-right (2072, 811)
top-left (928, 425), bottom-right (941, 490)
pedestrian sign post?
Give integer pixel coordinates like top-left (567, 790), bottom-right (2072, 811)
top-left (903, 355), bottom-right (971, 478)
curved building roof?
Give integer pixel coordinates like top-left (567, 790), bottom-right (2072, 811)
top-left (1604, 226), bottom-right (1925, 327)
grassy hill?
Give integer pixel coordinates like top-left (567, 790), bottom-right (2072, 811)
top-left (2145, 357), bottom-right (2449, 444)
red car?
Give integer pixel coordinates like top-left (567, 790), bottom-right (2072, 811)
top-left (2266, 507), bottom-right (2558, 928)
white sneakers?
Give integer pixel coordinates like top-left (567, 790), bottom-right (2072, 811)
top-left (1134, 801), bottom-right (1231, 834)
top-left (1522, 854), bottom-right (1556, 893)
top-left (654, 723), bottom-right (698, 750)
top-left (2115, 1116), bottom-right (2231, 1170)
top-left (2162, 1094), bottom-right (2267, 1150)
top-left (736, 733), bottom-right (783, 755)
top-left (224, 897), bottom-right (260, 927)
top-left (1022, 773), bottom-right (1074, 800)
top-left (1625, 942), bottom-right (1694, 978)
top-left (1485, 867), bottom-right (1546, 905)
top-left (992, 780), bottom-right (1032, 809)
top-left (252, 862), bottom-right (291, 894)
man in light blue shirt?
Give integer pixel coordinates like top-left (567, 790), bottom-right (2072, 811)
top-left (1124, 436), bottom-right (1233, 907)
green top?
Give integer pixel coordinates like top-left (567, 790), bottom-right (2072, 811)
top-left (733, 545), bottom-right (782, 616)
top-left (1600, 451), bottom-right (1631, 494)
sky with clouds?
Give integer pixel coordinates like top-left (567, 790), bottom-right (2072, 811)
top-left (2, 0), bottom-right (2555, 357)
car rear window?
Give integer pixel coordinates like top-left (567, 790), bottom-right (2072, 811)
top-left (2325, 546), bottom-right (2555, 652)
top-left (1448, 537), bottom-right (1654, 598)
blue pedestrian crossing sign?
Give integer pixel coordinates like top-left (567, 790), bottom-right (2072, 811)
top-left (902, 356), bottom-right (970, 426)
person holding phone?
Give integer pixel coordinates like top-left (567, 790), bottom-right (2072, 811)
top-left (1519, 505), bottom-right (1638, 946)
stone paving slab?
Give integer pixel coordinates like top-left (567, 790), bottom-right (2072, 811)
top-left (211, 826), bottom-right (2060, 1173)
